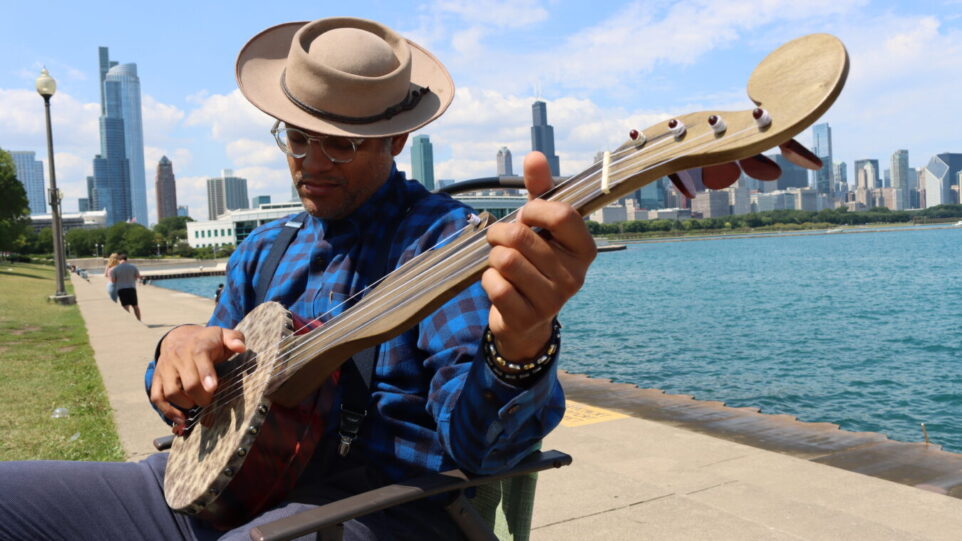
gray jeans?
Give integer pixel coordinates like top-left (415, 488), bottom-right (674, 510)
top-left (0, 453), bottom-right (462, 540)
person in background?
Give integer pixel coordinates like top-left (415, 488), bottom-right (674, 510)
top-left (103, 252), bottom-right (120, 302)
top-left (110, 254), bottom-right (142, 321)
top-left (214, 283), bottom-right (224, 303)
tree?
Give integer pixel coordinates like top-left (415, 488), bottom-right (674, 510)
top-left (153, 215), bottom-right (193, 245)
top-left (0, 148), bottom-right (31, 254)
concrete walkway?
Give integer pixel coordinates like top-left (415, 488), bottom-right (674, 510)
top-left (69, 272), bottom-right (962, 539)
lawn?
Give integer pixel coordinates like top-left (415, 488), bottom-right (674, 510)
top-left (0, 262), bottom-right (124, 461)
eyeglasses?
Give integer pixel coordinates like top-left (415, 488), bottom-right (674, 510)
top-left (270, 120), bottom-right (365, 163)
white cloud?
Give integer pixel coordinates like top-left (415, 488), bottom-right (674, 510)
top-left (185, 89), bottom-right (274, 141)
top-left (141, 94), bottom-right (185, 146)
top-left (226, 138), bottom-right (283, 167)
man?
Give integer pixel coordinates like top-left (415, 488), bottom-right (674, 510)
top-left (111, 253), bottom-right (142, 321)
top-left (0, 17), bottom-right (594, 540)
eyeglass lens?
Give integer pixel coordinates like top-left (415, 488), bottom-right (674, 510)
top-left (276, 128), bottom-right (356, 162)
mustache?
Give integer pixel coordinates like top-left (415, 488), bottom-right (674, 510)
top-left (296, 175), bottom-right (344, 186)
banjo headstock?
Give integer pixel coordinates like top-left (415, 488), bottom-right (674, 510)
top-left (570, 33), bottom-right (849, 213)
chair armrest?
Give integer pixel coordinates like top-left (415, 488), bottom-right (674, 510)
top-left (154, 434), bottom-right (174, 451)
top-left (249, 450), bottom-right (572, 541)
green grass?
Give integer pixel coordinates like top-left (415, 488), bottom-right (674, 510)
top-left (0, 263), bottom-right (124, 461)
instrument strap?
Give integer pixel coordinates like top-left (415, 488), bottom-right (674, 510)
top-left (254, 212), bottom-right (309, 306)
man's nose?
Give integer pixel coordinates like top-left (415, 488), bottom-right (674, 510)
top-left (300, 144), bottom-right (335, 172)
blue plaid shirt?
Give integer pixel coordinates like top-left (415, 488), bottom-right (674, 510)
top-left (147, 166), bottom-right (564, 480)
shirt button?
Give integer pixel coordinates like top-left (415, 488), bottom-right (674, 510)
top-left (506, 405), bottom-right (520, 415)
top-left (483, 391), bottom-right (495, 402)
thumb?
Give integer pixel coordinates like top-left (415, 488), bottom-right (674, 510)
top-left (221, 328), bottom-right (247, 354)
top-left (523, 151), bottom-right (553, 200)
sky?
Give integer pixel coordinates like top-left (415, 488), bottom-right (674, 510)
top-left (2, 0), bottom-right (961, 224)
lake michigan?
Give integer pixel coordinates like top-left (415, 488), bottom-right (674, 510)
top-left (154, 225), bottom-right (962, 453)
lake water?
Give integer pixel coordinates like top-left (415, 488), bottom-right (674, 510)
top-left (153, 226), bottom-right (962, 453)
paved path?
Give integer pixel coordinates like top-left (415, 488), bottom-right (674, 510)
top-left (69, 272), bottom-right (962, 539)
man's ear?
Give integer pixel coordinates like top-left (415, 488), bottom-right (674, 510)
top-left (389, 133), bottom-right (409, 156)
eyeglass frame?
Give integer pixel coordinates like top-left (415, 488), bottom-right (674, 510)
top-left (270, 119), bottom-right (366, 163)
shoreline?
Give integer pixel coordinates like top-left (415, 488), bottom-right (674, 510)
top-left (596, 221), bottom-right (961, 245)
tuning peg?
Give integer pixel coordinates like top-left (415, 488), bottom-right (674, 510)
top-left (778, 138), bottom-right (823, 170)
top-left (668, 172), bottom-right (696, 199)
top-left (701, 162), bottom-right (742, 190)
top-left (738, 154), bottom-right (781, 181)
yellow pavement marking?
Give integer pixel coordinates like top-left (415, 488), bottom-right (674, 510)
top-left (561, 400), bottom-right (629, 427)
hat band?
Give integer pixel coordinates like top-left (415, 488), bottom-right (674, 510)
top-left (280, 70), bottom-right (430, 125)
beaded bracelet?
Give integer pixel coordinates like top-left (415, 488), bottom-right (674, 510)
top-left (483, 319), bottom-right (562, 383)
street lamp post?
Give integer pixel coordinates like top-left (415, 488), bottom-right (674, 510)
top-left (36, 68), bottom-right (74, 305)
top-left (156, 242), bottom-right (160, 257)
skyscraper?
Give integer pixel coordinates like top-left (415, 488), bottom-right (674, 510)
top-left (530, 101), bottom-right (560, 176)
top-left (155, 156), bottom-right (177, 221)
top-left (811, 123), bottom-right (833, 197)
top-left (9, 151), bottom-right (46, 215)
top-left (207, 169), bottom-right (249, 219)
top-left (105, 62), bottom-right (148, 225)
top-left (251, 195), bottom-right (271, 208)
top-left (497, 147), bottom-right (513, 176)
top-left (854, 159), bottom-right (880, 189)
top-left (891, 149), bottom-right (909, 209)
top-left (773, 153), bottom-right (808, 190)
top-left (923, 153), bottom-right (962, 208)
top-left (410, 134), bottom-right (435, 190)
top-left (93, 75), bottom-right (131, 225)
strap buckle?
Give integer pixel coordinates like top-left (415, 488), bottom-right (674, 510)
top-left (337, 405), bottom-right (367, 457)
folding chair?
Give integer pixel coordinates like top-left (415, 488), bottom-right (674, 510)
top-left (154, 436), bottom-right (570, 541)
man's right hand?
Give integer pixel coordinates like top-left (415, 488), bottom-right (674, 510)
top-left (150, 325), bottom-right (247, 426)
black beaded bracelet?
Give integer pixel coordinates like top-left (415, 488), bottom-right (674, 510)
top-left (483, 319), bottom-right (562, 383)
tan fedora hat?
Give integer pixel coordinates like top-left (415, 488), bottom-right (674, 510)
top-left (236, 17), bottom-right (454, 138)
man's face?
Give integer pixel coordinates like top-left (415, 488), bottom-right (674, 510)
top-left (287, 127), bottom-right (408, 220)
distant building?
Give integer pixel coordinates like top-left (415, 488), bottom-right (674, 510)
top-left (30, 210), bottom-right (107, 233)
top-left (92, 78), bottom-right (131, 225)
top-left (890, 150), bottom-right (910, 210)
top-left (853, 159), bottom-right (880, 190)
top-left (833, 161), bottom-right (848, 199)
top-left (8, 151), bottom-right (46, 215)
top-left (497, 147), bottom-right (513, 176)
top-left (588, 203), bottom-right (627, 224)
top-left (207, 169), bottom-right (249, 220)
top-left (176, 206), bottom-right (189, 217)
top-left (251, 195), bottom-right (272, 208)
top-left (155, 156), bottom-right (177, 221)
top-left (811, 123), bottom-right (833, 197)
top-left (105, 61), bottom-right (147, 225)
top-left (727, 180), bottom-right (751, 215)
top-left (648, 208), bottom-right (691, 221)
top-left (773, 153), bottom-right (809, 191)
top-left (78, 198), bottom-right (90, 212)
top-left (788, 187), bottom-right (818, 211)
top-left (188, 202), bottom-right (303, 249)
top-left (530, 101), bottom-right (560, 176)
top-left (410, 134), bottom-right (435, 190)
top-left (691, 190), bottom-right (731, 218)
top-left (923, 153), bottom-right (962, 208)
top-left (636, 177), bottom-right (666, 209)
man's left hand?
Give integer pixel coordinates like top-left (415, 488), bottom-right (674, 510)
top-left (482, 151), bottom-right (596, 362)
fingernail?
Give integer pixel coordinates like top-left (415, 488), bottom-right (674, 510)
top-left (203, 375), bottom-right (216, 391)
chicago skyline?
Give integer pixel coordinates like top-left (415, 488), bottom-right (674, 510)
top-left (2, 3), bottom-right (962, 223)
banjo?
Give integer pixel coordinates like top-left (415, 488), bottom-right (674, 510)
top-left (164, 33), bottom-right (849, 527)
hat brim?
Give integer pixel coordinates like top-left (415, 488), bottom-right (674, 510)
top-left (236, 21), bottom-right (454, 138)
